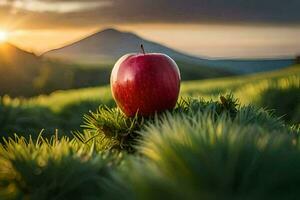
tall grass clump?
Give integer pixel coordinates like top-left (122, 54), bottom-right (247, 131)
top-left (0, 133), bottom-right (121, 200)
top-left (255, 76), bottom-right (300, 124)
top-left (235, 76), bottom-right (300, 124)
top-left (114, 107), bottom-right (300, 200)
top-left (75, 95), bottom-right (239, 152)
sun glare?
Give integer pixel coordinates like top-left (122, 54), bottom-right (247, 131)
top-left (0, 31), bottom-right (8, 42)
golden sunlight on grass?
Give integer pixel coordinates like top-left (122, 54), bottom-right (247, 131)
top-left (0, 31), bottom-right (8, 42)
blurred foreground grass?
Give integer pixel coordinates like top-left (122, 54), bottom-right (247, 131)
top-left (1, 96), bottom-right (300, 199)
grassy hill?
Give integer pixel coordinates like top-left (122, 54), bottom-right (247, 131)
top-left (0, 43), bottom-right (40, 96)
top-left (183, 65), bottom-right (300, 123)
top-left (36, 64), bottom-right (300, 113)
top-left (182, 63), bottom-right (300, 98)
top-left (0, 64), bottom-right (299, 139)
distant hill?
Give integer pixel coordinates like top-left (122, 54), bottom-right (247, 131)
top-left (43, 28), bottom-right (201, 64)
top-left (0, 43), bottom-right (42, 96)
top-left (0, 43), bottom-right (114, 97)
top-left (44, 28), bottom-right (295, 74)
top-left (0, 43), bottom-right (39, 65)
top-left (0, 43), bottom-right (101, 97)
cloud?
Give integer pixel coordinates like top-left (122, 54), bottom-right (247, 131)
top-left (0, 0), bottom-right (111, 13)
top-left (0, 0), bottom-right (300, 29)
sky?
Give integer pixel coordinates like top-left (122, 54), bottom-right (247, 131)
top-left (0, 0), bottom-right (300, 58)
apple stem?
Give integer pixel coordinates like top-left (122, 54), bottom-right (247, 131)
top-left (141, 44), bottom-right (146, 54)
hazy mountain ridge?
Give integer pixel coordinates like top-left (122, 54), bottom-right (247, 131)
top-left (0, 43), bottom-right (39, 64)
top-left (44, 28), bottom-right (295, 74)
top-left (44, 28), bottom-right (203, 64)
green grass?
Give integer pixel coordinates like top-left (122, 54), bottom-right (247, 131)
top-left (33, 64), bottom-right (300, 111)
top-left (0, 134), bottom-right (120, 200)
top-left (0, 87), bottom-right (113, 139)
top-left (73, 95), bottom-right (238, 152)
top-left (181, 64), bottom-right (300, 97)
top-left (0, 64), bottom-right (299, 199)
top-left (182, 65), bottom-right (300, 124)
top-left (1, 96), bottom-right (300, 199)
top-left (118, 109), bottom-right (299, 200)
top-left (0, 65), bottom-right (298, 139)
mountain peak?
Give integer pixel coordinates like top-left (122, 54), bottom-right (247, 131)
top-left (100, 28), bottom-right (122, 34)
top-left (91, 28), bottom-right (140, 40)
top-left (93, 28), bottom-right (125, 37)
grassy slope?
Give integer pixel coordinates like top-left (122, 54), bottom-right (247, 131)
top-left (35, 64), bottom-right (300, 121)
top-left (0, 65), bottom-right (299, 138)
top-left (33, 64), bottom-right (300, 110)
top-left (182, 65), bottom-right (300, 123)
top-left (182, 64), bottom-right (300, 97)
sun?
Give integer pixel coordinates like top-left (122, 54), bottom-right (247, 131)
top-left (0, 31), bottom-right (8, 42)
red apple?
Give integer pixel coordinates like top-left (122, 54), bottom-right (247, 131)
top-left (110, 45), bottom-right (181, 117)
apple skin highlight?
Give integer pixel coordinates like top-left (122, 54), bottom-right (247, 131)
top-left (111, 52), bottom-right (181, 117)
